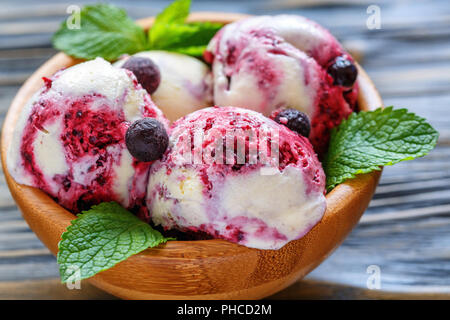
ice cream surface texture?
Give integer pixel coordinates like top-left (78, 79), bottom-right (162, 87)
top-left (7, 58), bottom-right (169, 213)
top-left (205, 15), bottom-right (359, 155)
top-left (115, 51), bottom-right (213, 122)
top-left (147, 107), bottom-right (326, 250)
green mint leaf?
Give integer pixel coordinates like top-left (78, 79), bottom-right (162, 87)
top-left (324, 107), bottom-right (439, 191)
top-left (148, 0), bottom-right (222, 56)
top-left (155, 0), bottom-right (191, 25)
top-left (57, 202), bottom-right (171, 283)
top-left (150, 22), bottom-right (222, 56)
top-left (149, 0), bottom-right (191, 47)
top-left (52, 4), bottom-right (146, 61)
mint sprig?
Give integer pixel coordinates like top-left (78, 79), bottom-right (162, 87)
top-left (151, 0), bottom-right (191, 28)
top-left (57, 202), bottom-right (173, 283)
top-left (52, 0), bottom-right (222, 61)
top-left (150, 21), bottom-right (223, 56)
top-left (52, 4), bottom-right (147, 61)
top-left (324, 106), bottom-right (438, 191)
top-left (149, 0), bottom-right (222, 56)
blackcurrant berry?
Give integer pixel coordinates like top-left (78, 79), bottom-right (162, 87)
top-left (122, 57), bottom-right (161, 94)
top-left (125, 118), bottom-right (168, 162)
top-left (327, 55), bottom-right (358, 87)
top-left (273, 108), bottom-right (311, 137)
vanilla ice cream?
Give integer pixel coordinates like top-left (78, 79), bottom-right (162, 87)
top-left (147, 107), bottom-right (326, 250)
top-left (115, 51), bottom-right (213, 122)
top-left (8, 57), bottom-right (169, 214)
top-left (205, 15), bottom-right (359, 155)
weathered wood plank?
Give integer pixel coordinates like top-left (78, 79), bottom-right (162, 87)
top-left (270, 279), bottom-right (450, 300)
top-left (0, 278), bottom-right (116, 300)
top-left (307, 216), bottom-right (450, 292)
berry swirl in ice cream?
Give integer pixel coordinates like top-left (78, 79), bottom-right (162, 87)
top-left (147, 106), bottom-right (326, 250)
top-left (205, 15), bottom-right (359, 155)
top-left (7, 58), bottom-right (169, 214)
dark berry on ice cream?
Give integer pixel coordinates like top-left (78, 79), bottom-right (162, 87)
top-left (126, 118), bottom-right (169, 162)
top-left (205, 15), bottom-right (359, 155)
top-left (115, 51), bottom-right (213, 122)
top-left (327, 55), bottom-right (358, 87)
top-left (122, 57), bottom-right (161, 94)
top-left (7, 58), bottom-right (169, 213)
top-left (147, 107), bottom-right (326, 250)
top-left (273, 108), bottom-right (311, 137)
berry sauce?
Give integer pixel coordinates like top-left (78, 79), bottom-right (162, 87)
top-left (20, 93), bottom-right (149, 213)
top-left (204, 16), bottom-right (360, 156)
top-left (150, 107), bottom-right (325, 245)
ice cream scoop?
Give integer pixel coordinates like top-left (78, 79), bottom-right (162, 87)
top-left (205, 15), bottom-right (359, 155)
top-left (147, 106), bottom-right (326, 250)
top-left (7, 57), bottom-right (169, 215)
top-left (115, 51), bottom-right (213, 122)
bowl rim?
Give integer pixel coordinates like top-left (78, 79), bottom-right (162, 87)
top-left (0, 12), bottom-right (383, 298)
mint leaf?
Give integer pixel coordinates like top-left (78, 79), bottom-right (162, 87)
top-left (150, 22), bottom-right (222, 56)
top-left (52, 1), bottom-right (223, 60)
top-left (324, 107), bottom-right (438, 191)
top-left (52, 4), bottom-right (146, 61)
top-left (149, 0), bottom-right (190, 48)
top-left (57, 202), bottom-right (171, 283)
top-left (148, 0), bottom-right (222, 56)
top-left (155, 0), bottom-right (191, 26)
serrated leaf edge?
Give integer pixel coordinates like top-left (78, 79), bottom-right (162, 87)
top-left (325, 106), bottom-right (439, 191)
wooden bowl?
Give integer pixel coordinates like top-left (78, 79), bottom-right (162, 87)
top-left (1, 12), bottom-right (382, 300)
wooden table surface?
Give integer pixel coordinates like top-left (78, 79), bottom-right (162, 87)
top-left (0, 0), bottom-right (449, 300)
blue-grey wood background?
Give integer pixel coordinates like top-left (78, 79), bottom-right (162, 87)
top-left (0, 0), bottom-right (449, 299)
